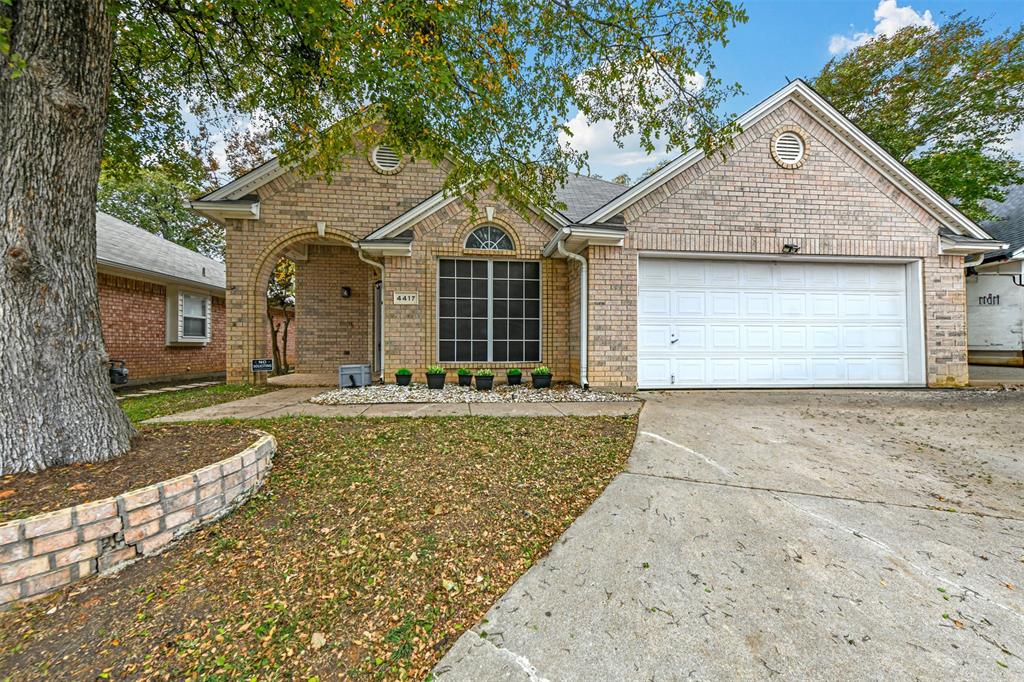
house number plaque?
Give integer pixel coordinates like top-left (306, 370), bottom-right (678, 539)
top-left (393, 292), bottom-right (419, 305)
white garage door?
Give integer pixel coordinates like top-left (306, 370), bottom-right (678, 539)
top-left (637, 258), bottom-right (919, 388)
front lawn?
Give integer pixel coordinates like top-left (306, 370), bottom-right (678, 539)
top-left (0, 415), bottom-right (637, 680)
top-left (119, 383), bottom-right (280, 423)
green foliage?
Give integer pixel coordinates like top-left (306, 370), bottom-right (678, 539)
top-left (531, 366), bottom-right (551, 375)
top-left (100, 0), bottom-right (746, 213)
top-left (395, 368), bottom-right (412, 376)
top-left (456, 368), bottom-right (473, 376)
top-left (426, 365), bottom-right (446, 376)
top-left (813, 14), bottom-right (1024, 221)
top-left (97, 168), bottom-right (225, 259)
top-left (506, 368), bottom-right (522, 376)
top-left (474, 369), bottom-right (494, 377)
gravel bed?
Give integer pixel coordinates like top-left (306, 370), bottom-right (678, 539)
top-left (309, 383), bottom-right (637, 405)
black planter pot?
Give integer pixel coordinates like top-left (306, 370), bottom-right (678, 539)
top-left (531, 373), bottom-right (552, 389)
top-left (395, 373), bottom-right (412, 386)
top-left (506, 374), bottom-right (522, 386)
top-left (426, 373), bottom-right (446, 390)
top-left (458, 374), bottom-right (473, 387)
top-left (475, 375), bottom-right (494, 391)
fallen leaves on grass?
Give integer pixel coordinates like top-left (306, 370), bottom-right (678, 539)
top-left (0, 415), bottom-right (636, 681)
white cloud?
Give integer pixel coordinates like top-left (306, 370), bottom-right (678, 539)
top-left (828, 1), bottom-right (935, 55)
top-left (559, 72), bottom-right (705, 180)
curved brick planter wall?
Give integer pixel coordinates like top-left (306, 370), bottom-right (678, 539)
top-left (0, 432), bottom-right (276, 608)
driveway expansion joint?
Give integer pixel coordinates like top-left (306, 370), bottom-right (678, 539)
top-left (620, 470), bottom-right (1024, 523)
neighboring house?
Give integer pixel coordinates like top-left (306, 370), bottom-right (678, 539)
top-left (966, 185), bottom-right (1024, 366)
top-left (190, 80), bottom-right (1001, 390)
top-left (96, 211), bottom-right (227, 385)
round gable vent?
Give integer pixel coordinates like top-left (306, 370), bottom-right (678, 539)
top-left (370, 145), bottom-right (402, 174)
top-left (771, 129), bottom-right (807, 169)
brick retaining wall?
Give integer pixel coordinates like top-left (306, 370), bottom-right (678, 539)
top-left (0, 432), bottom-right (276, 608)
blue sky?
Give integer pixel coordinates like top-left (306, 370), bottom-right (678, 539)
top-left (568, 0), bottom-right (1024, 180)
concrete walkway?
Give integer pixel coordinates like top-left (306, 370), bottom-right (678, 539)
top-left (143, 387), bottom-right (640, 423)
top-left (433, 390), bottom-right (1024, 681)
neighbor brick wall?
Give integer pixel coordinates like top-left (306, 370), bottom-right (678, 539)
top-left (98, 272), bottom-right (226, 383)
top-left (294, 244), bottom-right (376, 373)
top-left (581, 99), bottom-right (968, 388)
top-left (0, 434), bottom-right (275, 608)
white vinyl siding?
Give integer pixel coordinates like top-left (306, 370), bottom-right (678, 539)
top-left (637, 258), bottom-right (921, 388)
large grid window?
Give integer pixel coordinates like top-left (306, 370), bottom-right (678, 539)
top-left (439, 259), bottom-right (541, 363)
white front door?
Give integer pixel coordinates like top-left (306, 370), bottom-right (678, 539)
top-left (637, 258), bottom-right (921, 388)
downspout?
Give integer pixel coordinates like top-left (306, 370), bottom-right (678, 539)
top-left (557, 240), bottom-right (589, 390)
top-left (354, 244), bottom-right (385, 380)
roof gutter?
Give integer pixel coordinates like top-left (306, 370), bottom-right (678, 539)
top-left (555, 237), bottom-right (589, 390)
top-left (187, 199), bottom-right (261, 223)
top-left (353, 244), bottom-right (386, 381)
top-left (938, 235), bottom-right (1008, 257)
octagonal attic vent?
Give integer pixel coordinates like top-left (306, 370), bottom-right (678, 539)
top-left (771, 130), bottom-right (806, 168)
top-left (370, 145), bottom-right (402, 174)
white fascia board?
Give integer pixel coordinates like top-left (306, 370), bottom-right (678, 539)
top-left (96, 262), bottom-right (226, 294)
top-left (580, 80), bottom-right (989, 240)
top-left (363, 192), bottom-right (458, 241)
top-left (203, 157), bottom-right (287, 201)
top-left (188, 200), bottom-right (260, 221)
top-left (542, 226), bottom-right (625, 258)
top-left (939, 236), bottom-right (1008, 256)
top-left (353, 242), bottom-right (412, 257)
top-left (364, 191), bottom-right (568, 242)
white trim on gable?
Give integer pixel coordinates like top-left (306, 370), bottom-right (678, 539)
top-left (579, 80), bottom-right (991, 240)
top-left (202, 158), bottom-right (288, 201)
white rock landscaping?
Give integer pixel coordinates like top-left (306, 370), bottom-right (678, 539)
top-left (310, 383), bottom-right (637, 405)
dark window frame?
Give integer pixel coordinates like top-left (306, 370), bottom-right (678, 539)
top-left (437, 258), bottom-right (542, 363)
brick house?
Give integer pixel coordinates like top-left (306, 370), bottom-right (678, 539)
top-left (97, 211), bottom-right (227, 384)
top-left (191, 80), bottom-right (1002, 390)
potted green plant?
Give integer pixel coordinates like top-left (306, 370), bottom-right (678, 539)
top-left (474, 368), bottom-right (495, 391)
top-left (506, 368), bottom-right (522, 386)
top-left (531, 366), bottom-right (552, 389)
top-left (395, 367), bottom-right (412, 386)
top-left (457, 367), bottom-right (473, 387)
top-left (426, 365), bottom-right (446, 390)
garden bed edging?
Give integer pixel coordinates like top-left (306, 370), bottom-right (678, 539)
top-left (0, 431), bottom-right (276, 608)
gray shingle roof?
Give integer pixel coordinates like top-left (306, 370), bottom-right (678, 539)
top-left (554, 174), bottom-right (630, 223)
top-left (980, 185), bottom-right (1024, 262)
top-left (96, 211), bottom-right (225, 291)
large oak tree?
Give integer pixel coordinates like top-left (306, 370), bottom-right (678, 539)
top-left (0, 0), bottom-right (746, 473)
top-left (813, 14), bottom-right (1024, 222)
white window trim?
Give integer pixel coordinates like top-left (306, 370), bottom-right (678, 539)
top-left (167, 287), bottom-right (212, 345)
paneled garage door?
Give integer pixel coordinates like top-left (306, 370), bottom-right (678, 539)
top-left (637, 258), bottom-right (919, 388)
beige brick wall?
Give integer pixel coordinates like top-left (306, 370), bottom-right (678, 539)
top-left (294, 245), bottom-right (376, 373)
top-left (380, 195), bottom-right (572, 381)
top-left (582, 100), bottom-right (967, 388)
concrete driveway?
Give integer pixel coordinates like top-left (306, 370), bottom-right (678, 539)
top-left (434, 390), bottom-right (1024, 681)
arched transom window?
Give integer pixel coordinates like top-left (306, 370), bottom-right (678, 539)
top-left (465, 225), bottom-right (514, 251)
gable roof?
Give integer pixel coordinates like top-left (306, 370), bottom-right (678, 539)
top-left (577, 79), bottom-right (991, 240)
top-left (979, 185), bottom-right (1024, 263)
top-left (96, 211), bottom-right (225, 291)
top-left (554, 174), bottom-right (630, 222)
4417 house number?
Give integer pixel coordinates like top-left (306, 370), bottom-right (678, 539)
top-left (393, 292), bottom-right (418, 305)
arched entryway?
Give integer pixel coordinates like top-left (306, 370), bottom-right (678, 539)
top-left (228, 225), bottom-right (378, 384)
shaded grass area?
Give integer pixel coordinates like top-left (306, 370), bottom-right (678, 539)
top-left (0, 415), bottom-right (637, 680)
top-left (119, 383), bottom-right (280, 423)
top-left (0, 424), bottom-right (259, 523)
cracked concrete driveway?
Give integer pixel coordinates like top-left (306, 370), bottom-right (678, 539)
top-left (433, 390), bottom-right (1024, 681)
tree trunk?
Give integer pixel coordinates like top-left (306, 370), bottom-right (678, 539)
top-left (0, 0), bottom-right (134, 474)
top-left (267, 306), bottom-right (283, 375)
top-left (281, 312), bottom-right (291, 374)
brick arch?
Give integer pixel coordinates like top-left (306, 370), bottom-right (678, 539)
top-left (454, 216), bottom-right (524, 256)
top-left (234, 225), bottom-right (360, 383)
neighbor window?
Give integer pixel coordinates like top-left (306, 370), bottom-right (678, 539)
top-left (465, 225), bottom-right (514, 251)
top-left (438, 259), bottom-right (540, 363)
top-left (180, 293), bottom-right (209, 339)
